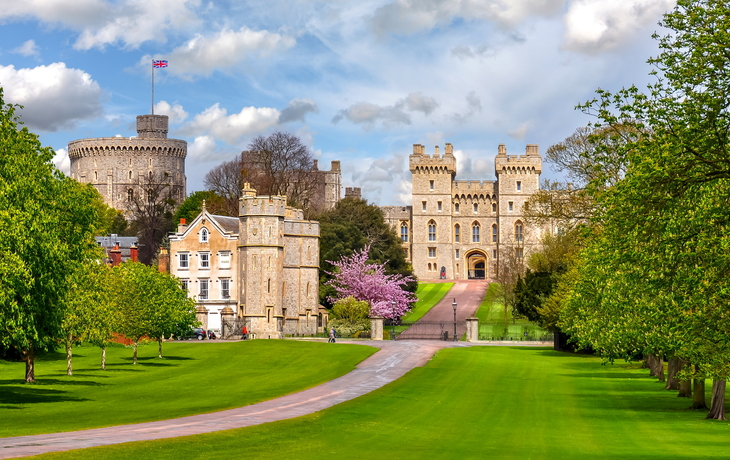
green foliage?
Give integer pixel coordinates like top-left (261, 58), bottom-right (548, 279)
top-left (174, 190), bottom-right (228, 223)
top-left (90, 192), bottom-right (131, 236)
top-left (329, 296), bottom-right (370, 337)
top-left (314, 197), bottom-right (416, 307)
top-left (0, 88), bottom-right (99, 381)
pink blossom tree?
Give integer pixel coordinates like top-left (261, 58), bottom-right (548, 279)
top-left (326, 245), bottom-right (417, 319)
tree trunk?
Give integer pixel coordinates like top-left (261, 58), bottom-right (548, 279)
top-left (706, 380), bottom-right (727, 420)
top-left (66, 334), bottom-right (73, 376)
top-left (22, 347), bottom-right (36, 383)
top-left (678, 359), bottom-right (691, 397)
top-left (691, 366), bottom-right (708, 410)
top-left (654, 356), bottom-right (665, 382)
top-left (646, 354), bottom-right (657, 375)
top-left (666, 356), bottom-right (680, 390)
top-left (133, 341), bottom-right (138, 365)
top-left (158, 337), bottom-right (163, 358)
top-left (101, 346), bottom-right (107, 370)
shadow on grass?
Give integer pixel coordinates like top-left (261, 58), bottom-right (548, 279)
top-left (0, 386), bottom-right (91, 405)
top-left (0, 378), bottom-right (105, 386)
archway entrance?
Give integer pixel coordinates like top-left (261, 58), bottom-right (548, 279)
top-left (466, 250), bottom-right (487, 279)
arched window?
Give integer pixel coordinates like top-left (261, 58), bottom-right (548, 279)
top-left (473, 203), bottom-right (478, 213)
top-left (129, 171), bottom-right (133, 180)
top-left (454, 203), bottom-right (460, 213)
top-left (492, 224), bottom-right (499, 243)
top-left (492, 203), bottom-right (497, 213)
top-left (454, 224), bottom-right (460, 243)
top-left (200, 228), bottom-right (209, 243)
top-left (127, 189), bottom-right (133, 202)
top-left (94, 171), bottom-right (98, 181)
top-left (515, 221), bottom-right (523, 243)
top-left (472, 222), bottom-right (480, 243)
top-left (428, 221), bottom-right (436, 241)
top-left (401, 222), bottom-right (409, 242)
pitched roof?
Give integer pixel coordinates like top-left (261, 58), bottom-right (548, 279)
top-left (211, 215), bottom-right (239, 234)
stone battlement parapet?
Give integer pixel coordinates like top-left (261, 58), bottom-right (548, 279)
top-left (68, 137), bottom-right (187, 158)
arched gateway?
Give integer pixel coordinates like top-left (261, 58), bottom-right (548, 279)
top-left (466, 250), bottom-right (488, 279)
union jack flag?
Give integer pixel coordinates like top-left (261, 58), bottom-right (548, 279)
top-left (153, 60), bottom-right (168, 68)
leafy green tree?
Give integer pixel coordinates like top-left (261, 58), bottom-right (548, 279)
top-left (80, 263), bottom-right (118, 370)
top-left (174, 190), bottom-right (228, 223)
top-left (329, 296), bottom-right (370, 337)
top-left (0, 88), bottom-right (99, 382)
top-left (314, 197), bottom-right (416, 307)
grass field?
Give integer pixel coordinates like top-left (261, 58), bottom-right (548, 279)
top-left (476, 283), bottom-right (550, 341)
top-left (0, 340), bottom-right (375, 437)
top-left (402, 282), bottom-right (454, 323)
top-left (37, 346), bottom-right (730, 459)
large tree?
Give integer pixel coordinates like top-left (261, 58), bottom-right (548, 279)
top-left (174, 190), bottom-right (229, 223)
top-left (0, 88), bottom-right (99, 382)
top-left (204, 157), bottom-right (244, 216)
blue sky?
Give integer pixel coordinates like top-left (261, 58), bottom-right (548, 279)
top-left (0, 0), bottom-right (675, 205)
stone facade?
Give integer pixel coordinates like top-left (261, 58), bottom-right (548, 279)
top-left (382, 143), bottom-right (543, 281)
top-left (310, 160), bottom-right (343, 211)
top-left (169, 184), bottom-right (320, 338)
top-left (68, 115), bottom-right (187, 211)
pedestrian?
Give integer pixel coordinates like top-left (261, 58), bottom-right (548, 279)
top-left (242, 326), bottom-right (248, 340)
top-left (329, 327), bottom-right (336, 343)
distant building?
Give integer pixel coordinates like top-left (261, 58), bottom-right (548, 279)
top-left (68, 114), bottom-right (187, 211)
top-left (169, 184), bottom-right (322, 338)
top-left (381, 143), bottom-right (544, 281)
top-left (95, 235), bottom-right (139, 266)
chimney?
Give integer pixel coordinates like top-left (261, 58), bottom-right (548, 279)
top-left (178, 218), bottom-right (188, 234)
top-left (445, 143), bottom-right (454, 156)
top-left (109, 243), bottom-right (122, 267)
top-left (498, 144), bottom-right (507, 156)
top-left (130, 242), bottom-right (139, 263)
top-left (158, 248), bottom-right (170, 273)
top-left (313, 159), bottom-right (319, 171)
top-left (434, 145), bottom-right (440, 157)
top-left (330, 160), bottom-right (341, 171)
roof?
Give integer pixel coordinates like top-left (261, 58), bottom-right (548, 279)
top-left (210, 215), bottom-right (239, 234)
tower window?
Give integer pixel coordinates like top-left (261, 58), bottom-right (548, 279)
top-left (438, 201), bottom-right (442, 212)
top-left (509, 201), bottom-right (514, 212)
top-left (428, 221), bottom-right (436, 241)
top-left (454, 224), bottom-right (460, 243)
top-left (473, 203), bottom-right (478, 213)
top-left (422, 201), bottom-right (427, 212)
top-left (492, 203), bottom-right (497, 213)
top-left (428, 248), bottom-right (436, 258)
top-left (515, 222), bottom-right (523, 243)
top-left (472, 222), bottom-right (480, 243)
top-left (517, 181), bottom-right (522, 191)
top-left (455, 203), bottom-right (460, 213)
top-left (401, 222), bottom-right (409, 242)
top-left (430, 180), bottom-right (434, 190)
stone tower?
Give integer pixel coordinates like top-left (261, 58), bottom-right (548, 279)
top-left (409, 143), bottom-right (457, 278)
top-left (68, 114), bottom-right (187, 211)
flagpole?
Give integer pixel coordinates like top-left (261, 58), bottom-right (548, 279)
top-left (151, 60), bottom-right (155, 115)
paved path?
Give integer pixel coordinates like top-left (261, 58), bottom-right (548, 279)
top-left (0, 340), bottom-right (473, 459)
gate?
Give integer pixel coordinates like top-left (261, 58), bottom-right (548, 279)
top-left (221, 317), bottom-right (252, 340)
top-left (384, 320), bottom-right (455, 340)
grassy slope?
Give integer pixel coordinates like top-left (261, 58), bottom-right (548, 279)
top-left (39, 347), bottom-right (730, 459)
top-left (0, 341), bottom-right (375, 437)
top-left (476, 283), bottom-right (550, 340)
top-left (402, 282), bottom-right (454, 322)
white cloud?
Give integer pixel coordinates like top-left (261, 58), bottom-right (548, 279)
top-left (333, 92), bottom-right (438, 129)
top-left (453, 149), bottom-right (494, 180)
top-left (563, 0), bottom-right (675, 53)
top-left (371, 0), bottom-right (566, 36)
top-left (181, 103), bottom-right (281, 144)
top-left (347, 154), bottom-right (411, 205)
top-left (187, 135), bottom-right (218, 161)
top-left (162, 27), bottom-right (295, 76)
top-left (13, 40), bottom-right (40, 57)
top-left (508, 121), bottom-right (530, 140)
top-left (0, 62), bottom-right (103, 131)
top-left (0, 0), bottom-right (110, 28)
top-left (279, 99), bottom-right (318, 124)
top-left (53, 148), bottom-right (70, 175)
top-left (154, 101), bottom-right (188, 123)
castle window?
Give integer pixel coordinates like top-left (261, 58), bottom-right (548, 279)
top-left (428, 221), bottom-right (436, 241)
top-left (199, 279), bottom-right (209, 300)
top-left (517, 181), bottom-right (522, 191)
top-left (219, 252), bottom-right (231, 269)
top-left (455, 249), bottom-right (460, 259)
top-left (252, 255), bottom-right (258, 270)
top-left (509, 201), bottom-right (514, 212)
top-left (94, 171), bottom-right (98, 181)
top-left (516, 248), bottom-right (524, 259)
top-left (472, 222), bottom-right (480, 243)
top-left (473, 203), bottom-right (478, 213)
top-left (438, 201), bottom-right (442, 212)
top-left (454, 224), bottom-right (460, 243)
top-left (148, 158), bottom-right (152, 168)
top-left (129, 171), bottom-right (132, 180)
top-left (492, 224), bottom-right (498, 243)
top-left (455, 203), bottom-right (460, 213)
top-left (401, 222), bottom-right (409, 242)
top-left (429, 248), bottom-right (436, 258)
top-left (422, 201), bottom-right (427, 212)
top-left (430, 180), bottom-right (434, 191)
top-left (127, 189), bottom-right (133, 202)
top-left (492, 203), bottom-right (497, 213)
top-left (199, 252), bottom-right (210, 269)
top-left (267, 278), bottom-right (271, 293)
top-left (428, 263), bottom-right (432, 271)
top-left (200, 228), bottom-right (209, 243)
top-left (515, 222), bottom-right (523, 243)
top-left (221, 279), bottom-right (230, 298)
top-left (179, 253), bottom-right (189, 269)
top-left (493, 249), bottom-right (497, 259)
top-left (306, 282), bottom-right (311, 298)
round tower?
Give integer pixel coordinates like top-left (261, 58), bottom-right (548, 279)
top-left (68, 114), bottom-right (187, 211)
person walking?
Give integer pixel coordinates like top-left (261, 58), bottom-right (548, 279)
top-left (328, 327), bottom-right (336, 343)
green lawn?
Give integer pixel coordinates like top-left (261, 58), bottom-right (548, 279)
top-left (37, 346), bottom-right (730, 459)
top-left (476, 283), bottom-right (551, 341)
top-left (402, 282), bottom-right (454, 323)
top-left (0, 340), bottom-right (375, 437)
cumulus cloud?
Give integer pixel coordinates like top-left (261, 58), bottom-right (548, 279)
top-left (0, 62), bottom-right (103, 131)
top-left (371, 0), bottom-right (565, 36)
top-left (187, 135), bottom-right (218, 161)
top-left (449, 91), bottom-right (482, 124)
top-left (563, 0), bottom-right (675, 53)
top-left (158, 27), bottom-right (295, 76)
top-left (53, 148), bottom-right (70, 175)
top-left (278, 99), bottom-right (318, 123)
top-left (13, 40), bottom-right (40, 57)
top-left (347, 154), bottom-right (411, 204)
top-left (180, 103), bottom-right (280, 144)
top-left (333, 92), bottom-right (438, 129)
top-left (154, 101), bottom-right (188, 123)
top-left (508, 121), bottom-right (530, 140)
top-left (0, 0), bottom-right (110, 29)
top-left (453, 149), bottom-right (495, 180)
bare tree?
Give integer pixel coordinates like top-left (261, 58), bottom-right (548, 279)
top-left (204, 157), bottom-right (244, 216)
top-left (126, 171), bottom-right (180, 264)
top-left (244, 131), bottom-right (317, 209)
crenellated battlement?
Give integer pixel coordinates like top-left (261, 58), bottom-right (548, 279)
top-left (495, 143), bottom-right (542, 174)
top-left (453, 180), bottom-right (497, 192)
top-left (410, 143), bottom-right (457, 175)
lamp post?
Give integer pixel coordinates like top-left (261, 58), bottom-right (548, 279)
top-left (391, 301), bottom-right (397, 341)
top-left (452, 298), bottom-right (457, 342)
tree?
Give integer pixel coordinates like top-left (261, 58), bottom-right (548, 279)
top-left (174, 190), bottom-right (229, 223)
top-left (326, 245), bottom-right (416, 319)
top-left (315, 197), bottom-right (416, 307)
top-left (244, 132), bottom-right (317, 209)
top-left (127, 171), bottom-right (180, 264)
top-left (0, 88), bottom-right (99, 382)
top-left (204, 157), bottom-right (244, 216)
top-left (328, 296), bottom-right (371, 337)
